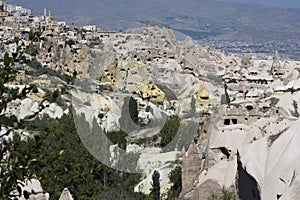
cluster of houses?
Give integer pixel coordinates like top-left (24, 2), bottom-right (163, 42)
top-left (3, 0), bottom-right (298, 128)
top-left (2, 1), bottom-right (300, 199)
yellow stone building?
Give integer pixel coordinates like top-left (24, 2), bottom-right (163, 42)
top-left (194, 84), bottom-right (210, 106)
top-left (101, 68), bottom-right (117, 85)
top-left (138, 83), bottom-right (165, 103)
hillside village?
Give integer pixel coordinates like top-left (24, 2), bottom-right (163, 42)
top-left (1, 1), bottom-right (300, 200)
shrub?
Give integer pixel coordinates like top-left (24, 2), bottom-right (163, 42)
top-left (167, 166), bottom-right (182, 199)
top-left (105, 129), bottom-right (128, 151)
top-left (150, 170), bottom-right (161, 200)
top-left (66, 39), bottom-right (75, 47)
top-left (209, 186), bottom-right (237, 200)
top-left (159, 116), bottom-right (180, 147)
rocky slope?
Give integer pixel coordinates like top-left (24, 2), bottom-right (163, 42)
top-left (2, 3), bottom-right (300, 198)
top-left (179, 51), bottom-right (300, 199)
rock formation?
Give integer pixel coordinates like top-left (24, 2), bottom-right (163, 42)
top-left (59, 188), bottom-right (74, 200)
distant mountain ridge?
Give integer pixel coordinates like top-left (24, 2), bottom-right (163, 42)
top-left (12, 0), bottom-right (300, 43)
top-left (217, 0), bottom-right (300, 8)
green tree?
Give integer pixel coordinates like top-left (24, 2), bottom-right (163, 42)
top-left (24, 45), bottom-right (38, 56)
top-left (105, 129), bottom-right (128, 151)
top-left (26, 59), bottom-right (75, 84)
top-left (0, 52), bottom-right (31, 118)
top-left (29, 30), bottom-right (35, 41)
top-left (159, 116), bottom-right (180, 147)
top-left (31, 85), bottom-right (38, 93)
top-left (0, 53), bottom-right (32, 198)
top-left (4, 52), bottom-right (10, 67)
top-left (0, 134), bottom-right (36, 199)
top-left (167, 166), bottom-right (182, 199)
top-left (150, 170), bottom-right (161, 200)
top-left (26, 58), bottom-right (42, 69)
top-left (66, 39), bottom-right (75, 47)
top-left (1, 112), bottom-right (146, 199)
top-left (50, 89), bottom-right (60, 102)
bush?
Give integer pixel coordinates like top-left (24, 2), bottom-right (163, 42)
top-left (66, 39), bottom-right (75, 47)
top-left (159, 116), bottom-right (180, 147)
top-left (105, 129), bottom-right (128, 151)
top-left (32, 85), bottom-right (38, 93)
top-left (150, 170), bottom-right (161, 200)
top-left (167, 166), bottom-right (182, 199)
top-left (0, 115), bottom-right (18, 127)
top-left (209, 186), bottom-right (237, 200)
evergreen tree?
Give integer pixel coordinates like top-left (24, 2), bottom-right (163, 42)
top-left (28, 30), bottom-right (35, 42)
top-left (167, 166), bottom-right (182, 199)
top-left (159, 116), bottom-right (180, 147)
top-left (105, 129), bottom-right (128, 150)
top-left (4, 52), bottom-right (10, 67)
top-left (150, 170), bottom-right (161, 200)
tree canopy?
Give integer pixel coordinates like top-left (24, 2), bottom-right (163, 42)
top-left (1, 112), bottom-right (147, 199)
top-left (150, 170), bottom-right (161, 200)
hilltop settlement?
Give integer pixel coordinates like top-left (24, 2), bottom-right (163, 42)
top-left (1, 1), bottom-right (300, 200)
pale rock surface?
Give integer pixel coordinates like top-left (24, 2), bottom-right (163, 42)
top-left (39, 102), bottom-right (64, 119)
top-left (239, 118), bottom-right (300, 200)
top-left (181, 143), bottom-right (202, 197)
top-left (134, 149), bottom-right (181, 195)
top-left (191, 179), bottom-right (221, 200)
top-left (241, 53), bottom-right (251, 66)
top-left (197, 158), bottom-right (237, 188)
top-left (71, 90), bottom-right (121, 131)
top-left (11, 179), bottom-right (49, 200)
top-left (181, 114), bottom-right (297, 199)
top-left (5, 98), bottom-right (39, 121)
top-left (59, 188), bottom-right (74, 200)
top-left (0, 126), bottom-right (31, 142)
top-left (100, 110), bottom-right (120, 132)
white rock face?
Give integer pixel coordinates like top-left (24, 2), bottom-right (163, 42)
top-left (197, 158), bottom-right (237, 188)
top-left (4, 98), bottom-right (65, 121)
top-left (181, 113), bottom-right (298, 199)
top-left (59, 188), bottom-right (74, 200)
top-left (5, 98), bottom-right (39, 121)
top-left (39, 102), bottom-right (64, 119)
top-left (239, 119), bottom-right (300, 200)
top-left (100, 111), bottom-right (120, 132)
top-left (71, 90), bottom-right (121, 131)
top-left (0, 126), bottom-right (31, 142)
top-left (11, 179), bottom-right (49, 200)
top-left (134, 149), bottom-right (181, 195)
